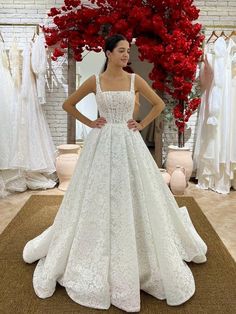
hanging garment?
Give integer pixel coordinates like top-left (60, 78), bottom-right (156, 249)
top-left (9, 43), bottom-right (56, 175)
top-left (31, 34), bottom-right (47, 105)
top-left (194, 37), bottom-right (236, 194)
top-left (230, 44), bottom-right (236, 175)
top-left (9, 37), bottom-right (21, 89)
top-left (0, 42), bottom-right (14, 169)
top-left (23, 73), bottom-right (207, 313)
top-left (0, 169), bottom-right (27, 194)
top-left (0, 40), bottom-right (57, 197)
top-left (0, 40), bottom-right (28, 197)
top-left (9, 38), bottom-right (21, 150)
top-left (193, 50), bottom-right (214, 171)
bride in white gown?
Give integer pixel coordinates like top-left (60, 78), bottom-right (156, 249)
top-left (23, 34), bottom-right (207, 312)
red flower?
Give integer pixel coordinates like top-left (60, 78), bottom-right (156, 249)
top-left (175, 121), bottom-right (185, 133)
top-left (64, 0), bottom-right (81, 7)
top-left (114, 19), bottom-right (128, 32)
top-left (130, 6), bottom-right (145, 20)
top-left (53, 48), bottom-right (65, 57)
top-left (43, 0), bottom-right (203, 134)
top-left (189, 98), bottom-right (201, 111)
top-left (48, 7), bottom-right (61, 17)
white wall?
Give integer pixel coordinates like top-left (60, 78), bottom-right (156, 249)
top-left (75, 50), bottom-right (105, 140)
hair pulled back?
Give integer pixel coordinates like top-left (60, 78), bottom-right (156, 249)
top-left (102, 34), bottom-right (127, 72)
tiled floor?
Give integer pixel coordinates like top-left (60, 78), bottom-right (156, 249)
top-left (0, 182), bottom-right (235, 261)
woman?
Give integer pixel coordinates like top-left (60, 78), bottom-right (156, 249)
top-left (23, 34), bottom-right (207, 312)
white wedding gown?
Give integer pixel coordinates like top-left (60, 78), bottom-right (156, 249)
top-left (23, 73), bottom-right (207, 312)
top-left (0, 41), bottom-right (57, 197)
top-left (9, 43), bottom-right (56, 174)
top-left (0, 42), bottom-right (14, 169)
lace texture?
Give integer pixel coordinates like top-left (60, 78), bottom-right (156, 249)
top-left (23, 73), bottom-right (207, 312)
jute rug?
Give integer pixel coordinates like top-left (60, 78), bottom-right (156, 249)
top-left (0, 195), bottom-right (235, 314)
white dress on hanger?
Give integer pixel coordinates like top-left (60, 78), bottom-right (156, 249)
top-left (1, 41), bottom-right (57, 196)
top-left (0, 42), bottom-right (24, 197)
top-left (0, 42), bottom-right (14, 169)
top-left (193, 50), bottom-right (214, 171)
top-left (3, 40), bottom-right (28, 193)
top-left (9, 38), bottom-right (21, 89)
top-left (195, 37), bottom-right (236, 194)
top-left (23, 73), bottom-right (207, 312)
top-left (31, 34), bottom-right (47, 105)
top-left (230, 44), bottom-right (236, 174)
top-left (9, 43), bottom-right (56, 175)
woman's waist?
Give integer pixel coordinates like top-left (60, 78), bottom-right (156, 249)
top-left (104, 121), bottom-right (128, 126)
top-left (99, 115), bottom-right (132, 124)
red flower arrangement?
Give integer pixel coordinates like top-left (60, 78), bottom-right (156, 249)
top-left (43, 0), bottom-right (204, 147)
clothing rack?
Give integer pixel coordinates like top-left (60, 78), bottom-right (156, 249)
top-left (0, 23), bottom-right (40, 42)
top-left (202, 24), bottom-right (236, 38)
top-left (200, 25), bottom-right (236, 60)
top-left (203, 24), bottom-right (236, 29)
top-left (0, 22), bottom-right (40, 29)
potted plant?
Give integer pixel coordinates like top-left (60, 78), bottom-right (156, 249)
top-left (164, 70), bottom-right (203, 181)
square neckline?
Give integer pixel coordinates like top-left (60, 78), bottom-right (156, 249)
top-left (97, 73), bottom-right (134, 93)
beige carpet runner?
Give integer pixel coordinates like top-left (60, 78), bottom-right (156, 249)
top-left (0, 195), bottom-right (235, 313)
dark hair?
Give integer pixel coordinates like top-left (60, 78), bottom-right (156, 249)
top-left (102, 34), bottom-right (127, 72)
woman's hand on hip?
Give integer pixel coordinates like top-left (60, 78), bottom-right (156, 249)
top-left (127, 119), bottom-right (143, 131)
top-left (90, 117), bottom-right (107, 128)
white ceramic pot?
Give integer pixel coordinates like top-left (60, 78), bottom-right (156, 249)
top-left (166, 145), bottom-right (193, 182)
top-left (159, 168), bottom-right (171, 186)
top-left (170, 166), bottom-right (186, 195)
top-left (56, 153), bottom-right (79, 191)
top-left (57, 144), bottom-right (80, 155)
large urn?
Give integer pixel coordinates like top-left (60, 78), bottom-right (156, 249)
top-left (56, 144), bottom-right (81, 191)
top-left (57, 144), bottom-right (81, 155)
top-left (166, 145), bottom-right (193, 182)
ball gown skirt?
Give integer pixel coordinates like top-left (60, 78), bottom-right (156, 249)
top-left (23, 73), bottom-right (207, 312)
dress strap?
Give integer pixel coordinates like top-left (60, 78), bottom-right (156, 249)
top-left (130, 73), bottom-right (135, 93)
top-left (95, 74), bottom-right (101, 94)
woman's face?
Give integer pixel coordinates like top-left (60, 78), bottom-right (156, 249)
top-left (107, 40), bottom-right (130, 68)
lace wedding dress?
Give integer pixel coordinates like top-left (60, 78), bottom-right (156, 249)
top-left (23, 73), bottom-right (207, 312)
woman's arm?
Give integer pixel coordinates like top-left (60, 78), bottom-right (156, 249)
top-left (136, 74), bottom-right (165, 129)
top-left (133, 92), bottom-right (140, 120)
top-left (128, 74), bottom-right (165, 131)
top-left (62, 75), bottom-right (106, 128)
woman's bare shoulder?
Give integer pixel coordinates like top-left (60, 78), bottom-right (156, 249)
top-left (133, 73), bottom-right (144, 81)
top-left (134, 73), bottom-right (152, 87)
top-left (133, 73), bottom-right (146, 92)
top-left (78, 75), bottom-right (97, 94)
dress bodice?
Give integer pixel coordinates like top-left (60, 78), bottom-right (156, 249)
top-left (95, 73), bottom-right (135, 123)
